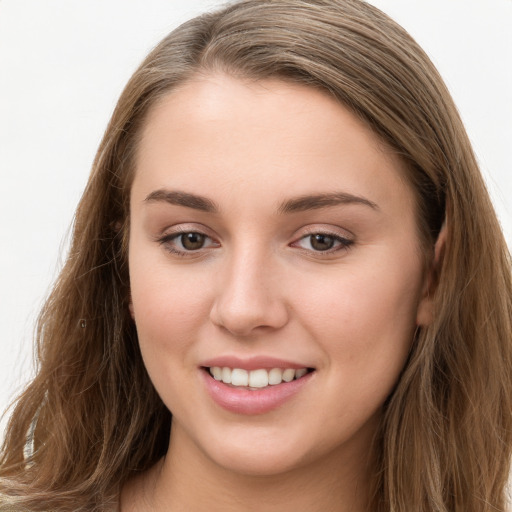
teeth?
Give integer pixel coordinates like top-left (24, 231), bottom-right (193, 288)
top-left (249, 369), bottom-right (268, 388)
top-left (295, 368), bottom-right (308, 379)
top-left (211, 367), bottom-right (222, 380)
top-left (231, 369), bottom-right (248, 386)
top-left (209, 367), bottom-right (309, 388)
top-left (221, 367), bottom-right (232, 384)
top-left (282, 369), bottom-right (295, 382)
top-left (268, 368), bottom-right (283, 385)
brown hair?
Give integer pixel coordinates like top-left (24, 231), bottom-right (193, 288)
top-left (1, 1), bottom-right (511, 510)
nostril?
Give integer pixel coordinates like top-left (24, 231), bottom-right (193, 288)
top-left (209, 298), bottom-right (290, 336)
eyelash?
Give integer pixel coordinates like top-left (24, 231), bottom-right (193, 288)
top-left (291, 231), bottom-right (354, 255)
top-left (157, 228), bottom-right (353, 258)
top-left (157, 228), bottom-right (219, 257)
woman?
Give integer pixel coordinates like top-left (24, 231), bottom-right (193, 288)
top-left (1, 0), bottom-right (511, 510)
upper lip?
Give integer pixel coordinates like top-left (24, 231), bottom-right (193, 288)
top-left (200, 356), bottom-right (313, 371)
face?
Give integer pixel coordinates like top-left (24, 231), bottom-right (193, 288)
top-left (128, 73), bottom-right (431, 477)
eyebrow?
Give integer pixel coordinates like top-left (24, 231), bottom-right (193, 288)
top-left (278, 192), bottom-right (379, 214)
top-left (144, 189), bottom-right (378, 214)
top-left (145, 189), bottom-right (219, 213)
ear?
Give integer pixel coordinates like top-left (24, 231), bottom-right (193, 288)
top-left (416, 224), bottom-right (447, 326)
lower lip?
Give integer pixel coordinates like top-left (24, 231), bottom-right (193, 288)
top-left (201, 370), bottom-right (314, 415)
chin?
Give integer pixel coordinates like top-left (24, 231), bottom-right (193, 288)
top-left (191, 408), bottom-right (381, 480)
top-left (209, 444), bottom-right (312, 477)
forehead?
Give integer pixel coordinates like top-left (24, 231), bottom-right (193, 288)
top-left (132, 73), bottom-right (413, 215)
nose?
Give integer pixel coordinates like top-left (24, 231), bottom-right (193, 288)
top-left (209, 249), bottom-right (289, 337)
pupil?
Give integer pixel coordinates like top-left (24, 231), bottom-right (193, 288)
top-left (181, 232), bottom-right (205, 250)
top-left (311, 234), bottom-right (334, 251)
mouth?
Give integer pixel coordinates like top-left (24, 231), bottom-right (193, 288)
top-left (200, 357), bottom-right (316, 414)
top-left (204, 366), bottom-right (314, 390)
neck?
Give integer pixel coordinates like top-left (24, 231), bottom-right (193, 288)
top-left (122, 418), bottom-right (377, 512)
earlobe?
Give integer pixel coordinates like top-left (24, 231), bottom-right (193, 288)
top-left (416, 224), bottom-right (447, 326)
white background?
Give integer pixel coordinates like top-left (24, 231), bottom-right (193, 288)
top-left (0, 0), bottom-right (511, 437)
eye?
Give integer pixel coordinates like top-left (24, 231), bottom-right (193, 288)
top-left (179, 232), bottom-right (207, 250)
top-left (293, 232), bottom-right (353, 253)
top-left (159, 230), bottom-right (219, 255)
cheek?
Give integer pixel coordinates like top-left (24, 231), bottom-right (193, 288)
top-left (129, 251), bottom-right (213, 364)
top-left (295, 252), bottom-right (423, 367)
top-left (293, 256), bottom-right (423, 436)
top-left (129, 261), bottom-right (213, 413)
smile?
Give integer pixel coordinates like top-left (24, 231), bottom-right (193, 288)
top-left (208, 367), bottom-right (310, 389)
top-left (201, 363), bottom-right (315, 415)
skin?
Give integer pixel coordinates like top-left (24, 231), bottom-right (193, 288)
top-left (122, 73), bottom-right (433, 511)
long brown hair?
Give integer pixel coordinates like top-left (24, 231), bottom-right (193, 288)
top-left (1, 1), bottom-right (511, 510)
